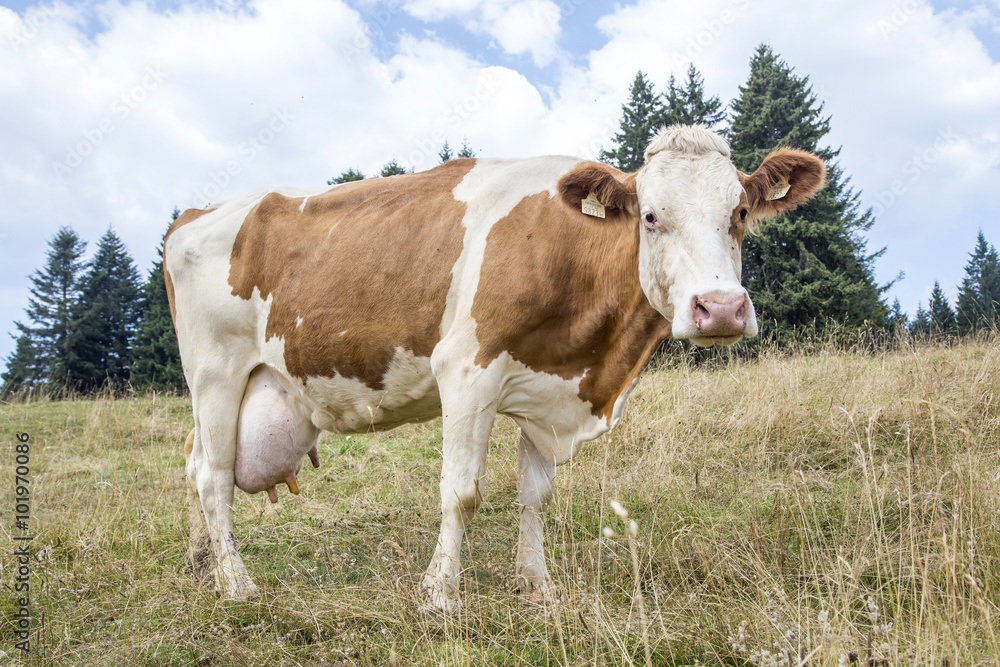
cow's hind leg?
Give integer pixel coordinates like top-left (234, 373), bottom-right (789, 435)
top-left (184, 428), bottom-right (215, 583)
top-left (513, 430), bottom-right (558, 605)
top-left (187, 373), bottom-right (259, 601)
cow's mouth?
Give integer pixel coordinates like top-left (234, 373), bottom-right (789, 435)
top-left (687, 333), bottom-right (745, 347)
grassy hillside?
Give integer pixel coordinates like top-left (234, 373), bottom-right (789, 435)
top-left (1, 338), bottom-right (998, 666)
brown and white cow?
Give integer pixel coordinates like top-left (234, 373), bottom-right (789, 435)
top-left (165, 124), bottom-right (825, 613)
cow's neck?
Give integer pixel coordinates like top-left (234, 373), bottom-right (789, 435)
top-left (573, 239), bottom-right (673, 421)
top-left (470, 205), bottom-right (672, 422)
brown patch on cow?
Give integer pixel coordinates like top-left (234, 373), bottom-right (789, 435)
top-left (471, 191), bottom-right (671, 420)
top-left (557, 161), bottom-right (638, 218)
top-left (739, 148), bottom-right (827, 225)
top-left (227, 159), bottom-right (475, 389)
top-left (165, 207), bottom-right (217, 322)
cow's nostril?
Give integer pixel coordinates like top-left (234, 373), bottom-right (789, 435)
top-left (694, 301), bottom-right (711, 326)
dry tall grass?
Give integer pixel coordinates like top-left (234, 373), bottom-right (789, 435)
top-left (1, 337), bottom-right (997, 665)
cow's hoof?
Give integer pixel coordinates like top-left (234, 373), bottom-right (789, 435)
top-left (513, 575), bottom-right (560, 609)
top-left (185, 546), bottom-right (215, 583)
top-left (216, 576), bottom-right (260, 602)
top-left (419, 575), bottom-right (461, 617)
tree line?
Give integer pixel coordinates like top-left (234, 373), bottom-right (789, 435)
top-left (1, 220), bottom-right (183, 399)
top-left (910, 230), bottom-right (1000, 337)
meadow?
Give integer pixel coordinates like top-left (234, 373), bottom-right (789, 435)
top-left (1, 336), bottom-right (998, 666)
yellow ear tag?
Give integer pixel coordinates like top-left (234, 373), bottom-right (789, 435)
top-left (768, 182), bottom-right (791, 200)
top-left (582, 193), bottom-right (606, 219)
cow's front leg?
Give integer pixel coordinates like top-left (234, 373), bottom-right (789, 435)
top-left (420, 387), bottom-right (497, 616)
top-left (513, 431), bottom-right (558, 605)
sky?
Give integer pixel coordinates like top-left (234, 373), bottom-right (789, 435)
top-left (1, 0), bottom-right (999, 370)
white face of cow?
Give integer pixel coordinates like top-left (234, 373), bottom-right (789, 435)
top-left (635, 142), bottom-right (752, 346)
top-left (558, 124), bottom-right (827, 347)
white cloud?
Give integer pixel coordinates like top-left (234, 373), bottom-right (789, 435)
top-left (400, 0), bottom-right (563, 66)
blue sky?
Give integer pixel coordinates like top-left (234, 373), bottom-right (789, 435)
top-left (1, 0), bottom-right (999, 371)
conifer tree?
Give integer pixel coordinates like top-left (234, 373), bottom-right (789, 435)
top-left (438, 141), bottom-right (454, 163)
top-left (911, 303), bottom-right (931, 336)
top-left (457, 139), bottom-right (475, 158)
top-left (886, 298), bottom-right (908, 337)
top-left (928, 281), bottom-right (956, 336)
top-left (6, 227), bottom-right (88, 391)
top-left (68, 226), bottom-right (142, 391)
top-left (328, 168), bottom-right (365, 185)
top-left (660, 63), bottom-right (726, 129)
top-left (955, 230), bottom-right (1000, 333)
top-left (600, 71), bottom-right (664, 171)
top-left (379, 160), bottom-right (409, 177)
top-left (132, 211), bottom-right (186, 392)
top-left (1, 325), bottom-right (43, 398)
top-left (728, 45), bottom-right (889, 340)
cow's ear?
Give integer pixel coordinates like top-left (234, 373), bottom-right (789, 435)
top-left (558, 162), bottom-right (638, 218)
top-left (740, 148), bottom-right (826, 223)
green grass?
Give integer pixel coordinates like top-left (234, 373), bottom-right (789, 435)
top-left (2, 336), bottom-right (998, 665)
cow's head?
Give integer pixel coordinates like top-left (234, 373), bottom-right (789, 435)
top-left (558, 124), bottom-right (826, 346)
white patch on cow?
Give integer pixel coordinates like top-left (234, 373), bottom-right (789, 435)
top-left (441, 156), bottom-right (584, 335)
top-left (295, 316), bottom-right (303, 329)
top-left (338, 330), bottom-right (347, 336)
top-left (488, 352), bottom-right (610, 464)
top-left (301, 347), bottom-right (440, 434)
top-left (608, 376), bottom-right (640, 431)
top-left (299, 197), bottom-right (309, 213)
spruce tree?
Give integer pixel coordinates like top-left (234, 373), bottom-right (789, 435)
top-left (955, 230), bottom-right (1000, 333)
top-left (328, 168), bottom-right (365, 185)
top-left (660, 64), bottom-right (726, 129)
top-left (132, 211), bottom-right (186, 392)
top-left (600, 71), bottom-right (664, 171)
top-left (1, 325), bottom-right (43, 398)
top-left (379, 160), bottom-right (409, 177)
top-left (68, 226), bottom-right (142, 391)
top-left (13, 226), bottom-right (88, 391)
top-left (887, 298), bottom-right (908, 337)
top-left (438, 141), bottom-right (454, 163)
top-left (728, 45), bottom-right (889, 341)
top-left (457, 139), bottom-right (475, 158)
top-left (911, 304), bottom-right (931, 336)
top-left (927, 281), bottom-right (956, 336)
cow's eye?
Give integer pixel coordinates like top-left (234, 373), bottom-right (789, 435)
top-left (738, 209), bottom-right (748, 221)
top-left (644, 212), bottom-right (656, 225)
